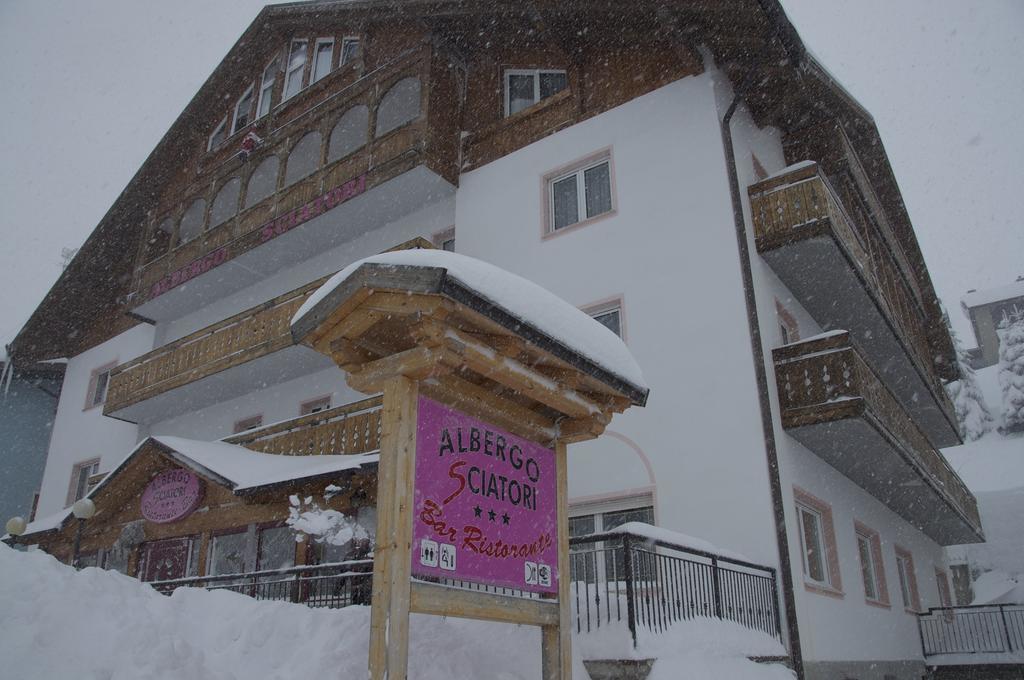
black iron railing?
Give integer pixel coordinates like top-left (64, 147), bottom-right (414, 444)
top-left (919, 604), bottom-right (1024, 658)
top-left (568, 528), bottom-right (781, 647)
top-left (148, 560), bottom-right (373, 609)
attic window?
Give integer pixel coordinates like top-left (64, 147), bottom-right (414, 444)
top-left (505, 69), bottom-right (567, 116)
top-left (340, 37), bottom-right (360, 65)
top-left (311, 38), bottom-right (334, 84)
top-left (283, 39), bottom-right (309, 101)
top-left (257, 55), bottom-right (280, 118)
top-left (231, 85), bottom-right (255, 135)
top-left (208, 116), bottom-right (228, 151)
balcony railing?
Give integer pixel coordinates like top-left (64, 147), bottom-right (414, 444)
top-left (919, 604), bottom-right (1024, 663)
top-left (149, 560), bottom-right (373, 609)
top-left (568, 526), bottom-right (781, 647)
top-left (774, 332), bottom-right (982, 545)
top-left (224, 395), bottom-right (383, 456)
top-left (749, 163), bottom-right (959, 448)
top-left (104, 278), bottom-right (323, 419)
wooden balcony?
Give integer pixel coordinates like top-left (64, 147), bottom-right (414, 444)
top-left (773, 332), bottom-right (982, 545)
top-left (104, 279), bottom-right (334, 424)
top-left (131, 46), bottom-right (458, 323)
top-left (224, 395), bottom-right (382, 456)
top-left (749, 163), bottom-right (959, 449)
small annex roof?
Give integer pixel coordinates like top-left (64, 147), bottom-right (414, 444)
top-left (9, 436), bottom-right (378, 540)
top-left (291, 249), bottom-right (648, 402)
top-left (961, 278), bottom-right (1024, 310)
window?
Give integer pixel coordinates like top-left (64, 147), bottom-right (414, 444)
top-left (894, 546), bottom-right (921, 611)
top-left (793, 487), bottom-right (842, 594)
top-left (245, 155), bottom-right (279, 208)
top-left (85, 360), bottom-right (117, 409)
top-left (66, 458), bottom-right (100, 506)
top-left (328, 105), bottom-right (369, 162)
top-left (209, 177), bottom-right (240, 227)
top-left (283, 39), bottom-right (309, 101)
top-left (776, 299), bottom-right (800, 345)
top-left (854, 523), bottom-right (888, 605)
top-left (257, 55), bottom-right (280, 118)
top-left (546, 153), bottom-right (614, 233)
top-left (233, 414), bottom-right (263, 434)
top-left (584, 299), bottom-right (624, 338)
top-left (505, 69), bottom-right (568, 116)
top-left (375, 77), bottom-right (421, 137)
top-left (433, 227), bottom-right (455, 252)
top-left (257, 526), bottom-right (296, 571)
top-left (935, 568), bottom-right (952, 608)
top-left (284, 131), bottom-right (322, 186)
top-left (231, 85), bottom-right (255, 135)
top-left (340, 37), bottom-right (360, 65)
top-left (311, 38), bottom-right (334, 84)
top-left (300, 395), bottom-right (331, 415)
top-left (178, 198), bottom-right (206, 245)
top-left (145, 217), bottom-right (173, 262)
top-left (208, 116), bottom-right (228, 151)
top-left (209, 530), bottom-right (249, 577)
top-left (569, 499), bottom-right (654, 583)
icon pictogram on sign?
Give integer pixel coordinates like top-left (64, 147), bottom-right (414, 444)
top-left (537, 563), bottom-right (552, 587)
top-left (524, 561), bottom-right (538, 585)
top-left (439, 542), bottom-right (457, 571)
top-left (419, 539), bottom-right (439, 567)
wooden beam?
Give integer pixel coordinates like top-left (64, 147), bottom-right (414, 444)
top-left (345, 346), bottom-right (449, 394)
top-left (312, 306), bottom-right (383, 354)
top-left (542, 440), bottom-right (572, 679)
top-left (443, 327), bottom-right (607, 420)
top-left (410, 581), bottom-right (560, 627)
top-left (360, 291), bottom-right (451, 319)
top-left (557, 417), bottom-right (606, 444)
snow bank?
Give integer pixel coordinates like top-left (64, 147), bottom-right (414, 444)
top-left (0, 544), bottom-right (793, 680)
top-left (291, 249), bottom-right (647, 391)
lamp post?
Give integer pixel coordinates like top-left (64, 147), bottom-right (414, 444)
top-left (71, 498), bottom-right (96, 568)
top-left (5, 516), bottom-right (27, 545)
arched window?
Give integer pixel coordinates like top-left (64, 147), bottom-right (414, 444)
top-left (145, 217), bottom-right (173, 261)
top-left (245, 155), bottom-right (279, 208)
top-left (328, 105), bottom-right (369, 162)
top-left (284, 132), bottom-right (322, 186)
top-left (209, 177), bottom-right (241, 227)
top-left (178, 199), bottom-right (206, 245)
top-left (375, 77), bottom-right (421, 137)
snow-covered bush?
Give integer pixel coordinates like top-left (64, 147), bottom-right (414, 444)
top-left (997, 314), bottom-right (1024, 433)
top-left (946, 323), bottom-right (994, 440)
top-left (286, 488), bottom-right (373, 554)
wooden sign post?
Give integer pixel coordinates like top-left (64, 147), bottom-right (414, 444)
top-left (291, 256), bottom-right (647, 680)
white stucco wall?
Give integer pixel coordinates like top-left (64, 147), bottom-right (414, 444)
top-left (35, 324), bottom-right (152, 518)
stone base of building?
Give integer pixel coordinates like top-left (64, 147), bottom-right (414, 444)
top-left (804, 659), bottom-right (926, 680)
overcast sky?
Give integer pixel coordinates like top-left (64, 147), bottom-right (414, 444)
top-left (0, 0), bottom-right (1021, 352)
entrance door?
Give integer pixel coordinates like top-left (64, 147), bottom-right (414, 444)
top-left (142, 537), bottom-right (193, 582)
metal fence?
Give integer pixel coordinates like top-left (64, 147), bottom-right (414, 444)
top-left (568, 529), bottom-right (781, 647)
top-left (919, 604), bottom-right (1024, 657)
top-left (147, 559), bottom-right (373, 609)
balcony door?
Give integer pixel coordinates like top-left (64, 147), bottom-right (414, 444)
top-left (141, 537), bottom-right (194, 582)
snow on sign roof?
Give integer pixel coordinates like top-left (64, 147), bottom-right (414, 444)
top-left (291, 249), bottom-right (648, 396)
top-left (961, 279), bottom-right (1024, 309)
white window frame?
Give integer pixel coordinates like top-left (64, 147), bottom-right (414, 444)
top-left (283, 39), bottom-right (309, 102)
top-left (257, 54), bottom-right (280, 118)
top-left (311, 37), bottom-right (335, 84)
top-left (583, 297), bottom-right (625, 340)
top-left (231, 84), bottom-right (255, 135)
top-left (546, 154), bottom-right (614, 234)
top-left (340, 36), bottom-right (361, 65)
top-left (796, 503), bottom-right (830, 587)
top-left (207, 116), bottom-right (228, 152)
top-left (856, 532), bottom-right (879, 601)
top-left (66, 458), bottom-right (100, 507)
top-left (84, 360), bottom-right (117, 409)
top-left (504, 68), bottom-right (568, 116)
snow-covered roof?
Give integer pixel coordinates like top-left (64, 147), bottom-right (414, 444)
top-left (961, 279), bottom-right (1024, 309)
top-left (291, 249), bottom-right (647, 395)
top-left (10, 436), bottom-right (378, 539)
top-left (942, 435), bottom-right (1024, 495)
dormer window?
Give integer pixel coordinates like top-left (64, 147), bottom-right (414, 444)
top-left (231, 85), bottom-right (255, 135)
top-left (257, 55), bottom-right (280, 118)
top-left (283, 39), bottom-right (309, 101)
top-left (340, 37), bottom-right (360, 65)
top-left (312, 38), bottom-right (334, 84)
top-left (208, 116), bottom-right (228, 151)
top-left (505, 69), bottom-right (567, 116)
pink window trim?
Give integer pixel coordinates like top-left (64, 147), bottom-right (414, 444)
top-left (299, 394), bottom-right (332, 416)
top-left (854, 520), bottom-right (890, 606)
top-left (793, 486), bottom-right (843, 596)
top-left (775, 299), bottom-right (800, 344)
top-left (83, 359), bottom-right (119, 411)
top-left (935, 567), bottom-right (953, 608)
top-left (580, 294), bottom-right (627, 343)
top-left (540, 146), bottom-right (618, 241)
top-left (895, 544), bottom-right (922, 612)
top-left (233, 414), bottom-right (264, 434)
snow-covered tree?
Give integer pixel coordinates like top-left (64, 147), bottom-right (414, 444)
top-left (946, 321), bottom-right (994, 440)
top-left (286, 489), bottom-right (374, 554)
top-left (997, 313), bottom-right (1024, 433)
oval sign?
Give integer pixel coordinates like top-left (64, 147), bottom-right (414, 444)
top-left (141, 469), bottom-right (203, 523)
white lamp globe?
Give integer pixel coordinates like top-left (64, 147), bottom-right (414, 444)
top-left (72, 498), bottom-right (96, 520)
top-left (5, 516), bottom-right (27, 536)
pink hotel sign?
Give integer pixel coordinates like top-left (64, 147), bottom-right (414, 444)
top-left (412, 396), bottom-right (558, 594)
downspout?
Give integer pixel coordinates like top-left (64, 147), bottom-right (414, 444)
top-left (719, 86), bottom-right (805, 679)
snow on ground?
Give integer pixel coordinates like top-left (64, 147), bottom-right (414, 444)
top-left (291, 249), bottom-right (647, 391)
top-left (0, 544), bottom-right (793, 680)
